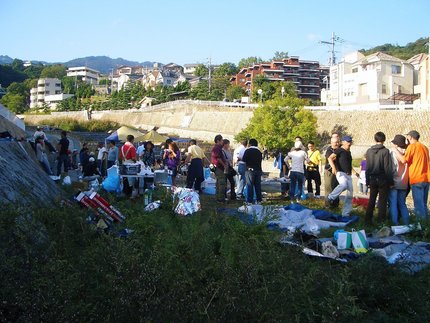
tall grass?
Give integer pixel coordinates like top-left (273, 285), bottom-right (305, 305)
top-left (36, 118), bottom-right (120, 132)
top-left (1, 191), bottom-right (429, 321)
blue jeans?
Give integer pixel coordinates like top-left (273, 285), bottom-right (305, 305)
top-left (411, 182), bottom-right (429, 219)
top-left (328, 171), bottom-right (353, 217)
top-left (245, 169), bottom-right (262, 203)
top-left (389, 189), bottom-right (409, 225)
top-left (289, 171), bottom-right (304, 200)
top-left (235, 163), bottom-right (246, 197)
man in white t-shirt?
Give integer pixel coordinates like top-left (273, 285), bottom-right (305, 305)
top-left (233, 139), bottom-right (248, 199)
top-left (285, 141), bottom-right (310, 202)
top-left (97, 142), bottom-right (107, 176)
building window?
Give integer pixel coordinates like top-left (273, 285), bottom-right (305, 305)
top-left (45, 83), bottom-right (50, 86)
top-left (391, 65), bottom-right (401, 74)
top-left (352, 68), bottom-right (358, 73)
top-left (382, 84), bottom-right (387, 94)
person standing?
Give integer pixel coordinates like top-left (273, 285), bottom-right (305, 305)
top-left (233, 139), bottom-right (248, 199)
top-left (211, 134), bottom-right (227, 203)
top-left (185, 139), bottom-right (205, 193)
top-left (107, 140), bottom-right (119, 169)
top-left (389, 134), bottom-right (409, 225)
top-left (274, 149), bottom-right (289, 196)
top-left (136, 141), bottom-right (145, 161)
top-left (97, 142), bottom-right (107, 177)
top-left (285, 141), bottom-right (310, 202)
top-left (56, 131), bottom-right (70, 176)
top-left (242, 138), bottom-right (263, 204)
top-left (358, 156), bottom-right (368, 195)
top-left (324, 135), bottom-right (340, 206)
top-left (325, 136), bottom-right (359, 216)
top-left (119, 135), bottom-right (137, 196)
top-left (222, 139), bottom-right (236, 200)
top-left (395, 130), bottom-right (430, 220)
top-left (306, 141), bottom-right (322, 198)
top-left (36, 136), bottom-right (53, 175)
top-left (163, 141), bottom-right (181, 186)
top-left (364, 132), bottom-right (394, 224)
top-left (141, 141), bottom-right (156, 167)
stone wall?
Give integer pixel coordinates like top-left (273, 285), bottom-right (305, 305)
top-left (0, 141), bottom-right (62, 207)
top-left (22, 104), bottom-right (430, 157)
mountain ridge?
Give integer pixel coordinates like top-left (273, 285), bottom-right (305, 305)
top-left (0, 55), bottom-right (159, 74)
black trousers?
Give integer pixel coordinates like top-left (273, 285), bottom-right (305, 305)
top-left (186, 158), bottom-right (204, 192)
top-left (306, 169), bottom-right (321, 195)
top-left (225, 171), bottom-right (236, 199)
top-left (365, 180), bottom-right (390, 222)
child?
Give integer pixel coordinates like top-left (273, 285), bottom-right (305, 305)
top-left (358, 155), bottom-right (368, 194)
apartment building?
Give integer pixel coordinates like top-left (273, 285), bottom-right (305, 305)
top-left (230, 57), bottom-right (327, 100)
top-left (66, 66), bottom-right (100, 85)
top-left (30, 78), bottom-right (73, 109)
top-left (323, 51), bottom-right (414, 105)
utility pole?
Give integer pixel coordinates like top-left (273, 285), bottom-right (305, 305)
top-left (208, 57), bottom-right (212, 93)
top-left (320, 32), bottom-right (343, 66)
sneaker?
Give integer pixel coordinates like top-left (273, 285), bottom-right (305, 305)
top-left (324, 197), bottom-right (332, 207)
top-left (314, 195), bottom-right (321, 199)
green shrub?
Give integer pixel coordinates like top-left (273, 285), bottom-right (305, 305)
top-left (37, 118), bottom-right (120, 132)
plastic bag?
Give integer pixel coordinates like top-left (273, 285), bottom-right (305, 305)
top-left (171, 187), bottom-right (201, 216)
top-left (144, 200), bottom-right (161, 212)
top-left (351, 229), bottom-right (368, 253)
top-left (62, 176), bottom-right (71, 185)
top-left (336, 231), bottom-right (352, 249)
top-left (102, 165), bottom-right (121, 193)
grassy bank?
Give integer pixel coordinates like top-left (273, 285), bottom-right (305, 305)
top-left (29, 118), bottom-right (121, 133)
top-left (1, 190), bottom-right (430, 322)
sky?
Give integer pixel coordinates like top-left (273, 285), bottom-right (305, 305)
top-left (1, 0), bottom-right (429, 66)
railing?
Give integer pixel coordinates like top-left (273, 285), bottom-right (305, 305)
top-left (140, 99), bottom-right (259, 111)
top-left (305, 103), bottom-right (430, 111)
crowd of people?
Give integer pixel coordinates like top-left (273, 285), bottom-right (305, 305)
top-left (34, 126), bottom-right (430, 225)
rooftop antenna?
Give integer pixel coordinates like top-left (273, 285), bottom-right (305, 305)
top-left (320, 32), bottom-right (344, 66)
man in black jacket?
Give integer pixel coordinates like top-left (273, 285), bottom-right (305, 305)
top-left (242, 138), bottom-right (263, 204)
top-left (365, 132), bottom-right (394, 224)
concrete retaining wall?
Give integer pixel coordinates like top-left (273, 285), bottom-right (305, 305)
top-left (22, 104), bottom-right (430, 157)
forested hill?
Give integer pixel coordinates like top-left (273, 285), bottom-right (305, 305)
top-left (360, 37), bottom-right (428, 60)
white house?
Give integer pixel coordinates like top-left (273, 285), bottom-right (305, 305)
top-left (184, 64), bottom-right (199, 75)
top-left (324, 51), bottom-right (414, 106)
top-left (67, 66), bottom-right (100, 85)
top-left (409, 53), bottom-right (430, 105)
top-left (30, 78), bottom-right (63, 108)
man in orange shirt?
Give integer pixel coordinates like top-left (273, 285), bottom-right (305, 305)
top-left (119, 135), bottom-right (137, 197)
top-left (395, 130), bottom-right (430, 219)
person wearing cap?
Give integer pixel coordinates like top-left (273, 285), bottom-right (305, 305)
top-left (395, 130), bottom-right (430, 219)
top-left (83, 156), bottom-right (101, 177)
top-left (285, 141), bottom-right (310, 202)
top-left (324, 135), bottom-right (340, 206)
top-left (364, 132), bottom-right (394, 224)
top-left (389, 134), bottom-right (410, 225)
top-left (325, 135), bottom-right (359, 216)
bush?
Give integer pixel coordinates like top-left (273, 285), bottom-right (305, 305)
top-left (37, 118), bottom-right (120, 132)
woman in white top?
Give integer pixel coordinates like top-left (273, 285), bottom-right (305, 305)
top-left (285, 141), bottom-right (310, 202)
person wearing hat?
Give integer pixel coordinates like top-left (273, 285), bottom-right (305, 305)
top-left (364, 132), bottom-right (394, 224)
top-left (389, 134), bottom-right (409, 225)
top-left (394, 130), bottom-right (430, 219)
top-left (325, 135), bottom-right (359, 216)
top-left (285, 140), bottom-right (310, 202)
top-left (83, 156), bottom-right (101, 177)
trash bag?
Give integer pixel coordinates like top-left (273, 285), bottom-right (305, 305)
top-left (144, 200), bottom-right (161, 212)
top-left (102, 165), bottom-right (121, 193)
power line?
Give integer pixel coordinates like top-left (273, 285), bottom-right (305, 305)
top-left (319, 32), bottom-right (344, 66)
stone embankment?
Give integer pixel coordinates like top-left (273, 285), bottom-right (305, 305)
top-left (23, 103), bottom-right (430, 157)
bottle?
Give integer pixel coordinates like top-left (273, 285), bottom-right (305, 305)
top-left (144, 189), bottom-right (149, 206)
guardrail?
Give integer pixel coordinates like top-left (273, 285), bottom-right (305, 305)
top-left (305, 103), bottom-right (430, 111)
top-left (140, 99), bottom-right (259, 111)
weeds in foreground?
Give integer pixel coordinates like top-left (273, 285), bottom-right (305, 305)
top-left (1, 191), bottom-right (430, 322)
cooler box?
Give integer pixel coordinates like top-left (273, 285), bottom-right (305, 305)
top-left (120, 164), bottom-right (141, 175)
top-left (154, 170), bottom-right (169, 184)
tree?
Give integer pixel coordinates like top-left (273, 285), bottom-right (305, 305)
top-left (235, 97), bottom-right (317, 151)
top-left (194, 64), bottom-right (209, 77)
top-left (238, 56), bottom-right (263, 69)
top-left (272, 51), bottom-right (289, 60)
top-left (213, 62), bottom-right (238, 77)
top-left (0, 93), bottom-right (28, 114)
top-left (226, 85), bottom-right (246, 101)
top-left (40, 64), bottom-right (67, 79)
top-left (251, 76), bottom-right (297, 102)
top-left (12, 59), bottom-right (24, 71)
